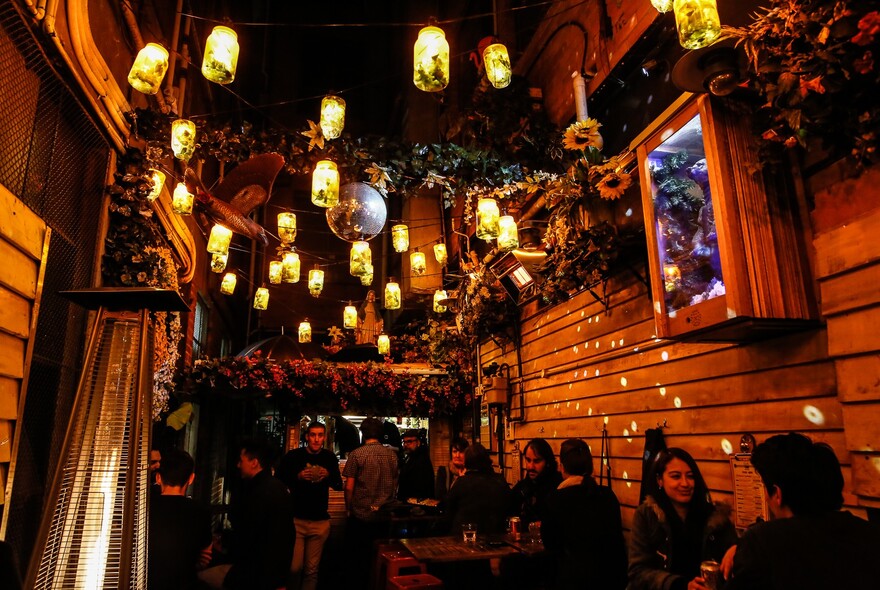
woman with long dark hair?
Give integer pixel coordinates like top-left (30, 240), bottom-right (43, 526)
top-left (628, 448), bottom-right (736, 590)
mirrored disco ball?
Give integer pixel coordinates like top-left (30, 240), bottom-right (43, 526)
top-left (326, 182), bottom-right (388, 242)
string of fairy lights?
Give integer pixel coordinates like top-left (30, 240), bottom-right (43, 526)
top-left (129, 0), bottom-right (725, 346)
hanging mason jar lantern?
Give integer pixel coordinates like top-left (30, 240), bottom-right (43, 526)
top-left (207, 224), bottom-right (233, 255)
top-left (308, 269), bottom-right (324, 297)
top-left (483, 43), bottom-right (512, 89)
top-left (476, 197), bottom-right (500, 241)
top-left (350, 241), bottom-right (371, 276)
top-left (651, 0), bottom-right (673, 12)
top-left (269, 260), bottom-right (283, 285)
top-left (202, 26), bottom-right (239, 84)
top-left (211, 253), bottom-right (228, 273)
top-left (343, 304), bottom-right (358, 329)
top-left (220, 272), bottom-right (237, 295)
top-left (171, 119), bottom-right (197, 162)
top-left (146, 168), bottom-right (165, 202)
top-left (277, 212), bottom-right (297, 245)
top-left (172, 183), bottom-right (194, 215)
top-left (282, 250), bottom-right (301, 283)
top-left (128, 43), bottom-right (169, 95)
top-left (384, 279), bottom-right (401, 310)
top-left (497, 215), bottom-right (519, 251)
top-left (673, 0), bottom-right (721, 49)
top-left (433, 243), bottom-right (448, 265)
top-left (433, 290), bottom-right (448, 313)
top-left (413, 25), bottom-right (449, 92)
top-left (254, 287), bottom-right (269, 310)
top-left (410, 251), bottom-right (427, 276)
top-left (377, 334), bottom-right (390, 355)
top-left (360, 263), bottom-right (374, 286)
top-left (392, 224), bottom-right (410, 253)
top-left (299, 319), bottom-right (312, 343)
top-left (320, 95), bottom-right (346, 140)
top-left (311, 160), bottom-right (340, 208)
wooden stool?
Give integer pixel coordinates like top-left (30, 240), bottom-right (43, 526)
top-left (388, 573), bottom-right (444, 589)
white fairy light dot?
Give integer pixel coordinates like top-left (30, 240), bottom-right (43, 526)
top-left (576, 402), bottom-right (580, 411)
top-left (573, 346), bottom-right (579, 353)
top-left (577, 325), bottom-right (582, 333)
top-left (574, 371), bottom-right (579, 378)
top-left (595, 341), bottom-right (600, 348)
top-left (611, 341), bottom-right (616, 348)
top-left (803, 405), bottom-right (825, 426)
top-left (581, 310), bottom-right (585, 317)
top-left (603, 416), bottom-right (609, 425)
top-left (595, 316), bottom-right (600, 323)
top-left (620, 377), bottom-right (628, 387)
top-left (568, 383), bottom-right (573, 390)
top-left (588, 407), bottom-right (593, 416)
top-left (631, 420), bottom-right (638, 432)
top-left (721, 438), bottom-right (734, 455)
top-left (673, 396), bottom-right (682, 408)
top-left (623, 428), bottom-right (629, 437)
top-left (659, 387), bottom-right (667, 396)
top-left (661, 351), bottom-right (670, 361)
top-left (588, 317), bottom-right (593, 323)
top-left (595, 369), bottom-right (600, 377)
top-left (619, 338), bottom-right (625, 346)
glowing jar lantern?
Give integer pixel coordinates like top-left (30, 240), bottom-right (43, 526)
top-left (311, 160), bottom-right (339, 208)
top-left (360, 263), bottom-right (374, 286)
top-left (171, 119), bottom-right (197, 162)
top-left (277, 212), bottom-right (297, 245)
top-left (308, 269), bottom-right (324, 297)
top-left (343, 304), bottom-right (358, 329)
top-left (433, 243), bottom-right (448, 265)
top-left (476, 198), bottom-right (500, 241)
top-left (146, 168), bottom-right (165, 202)
top-left (128, 43), bottom-right (169, 95)
top-left (391, 224), bottom-right (410, 253)
top-left (211, 253), bottom-right (228, 273)
top-left (320, 95), bottom-right (346, 140)
top-left (253, 287), bottom-right (269, 310)
top-left (384, 279), bottom-right (401, 310)
top-left (207, 224), bottom-right (233, 255)
top-left (299, 320), bottom-right (312, 343)
top-left (410, 251), bottom-right (427, 276)
top-left (663, 263), bottom-right (682, 292)
top-left (282, 250), bottom-right (301, 283)
top-left (673, 0), bottom-right (721, 49)
top-left (269, 260), bottom-right (283, 285)
top-left (433, 290), bottom-right (448, 313)
top-left (651, 0), bottom-right (673, 12)
top-left (172, 183), bottom-right (193, 215)
top-left (202, 26), bottom-right (239, 84)
top-left (350, 241), bottom-right (371, 276)
top-left (377, 334), bottom-right (390, 355)
top-left (413, 26), bottom-right (449, 92)
top-left (220, 272), bottom-right (237, 294)
top-left (483, 43), bottom-right (512, 89)
top-left (497, 215), bottom-right (519, 251)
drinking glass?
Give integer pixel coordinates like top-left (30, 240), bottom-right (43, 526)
top-left (528, 521), bottom-right (541, 543)
top-left (462, 523), bottom-right (477, 543)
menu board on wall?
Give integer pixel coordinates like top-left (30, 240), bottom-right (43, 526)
top-left (730, 454), bottom-right (769, 529)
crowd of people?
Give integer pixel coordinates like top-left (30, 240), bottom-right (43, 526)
top-left (146, 424), bottom-right (880, 590)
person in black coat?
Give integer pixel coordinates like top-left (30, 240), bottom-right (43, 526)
top-left (397, 428), bottom-right (435, 500)
top-left (445, 443), bottom-right (515, 536)
top-left (512, 438), bottom-right (563, 525)
top-left (542, 439), bottom-right (627, 590)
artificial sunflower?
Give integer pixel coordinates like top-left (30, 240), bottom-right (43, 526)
top-left (596, 171), bottom-right (632, 200)
top-left (563, 118), bottom-right (604, 151)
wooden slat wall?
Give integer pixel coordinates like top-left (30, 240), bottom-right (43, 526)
top-left (0, 183), bottom-right (48, 505)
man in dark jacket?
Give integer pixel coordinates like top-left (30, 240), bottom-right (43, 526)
top-left (397, 428), bottom-right (435, 500)
top-left (512, 438), bottom-right (562, 525)
top-left (445, 442), bottom-right (514, 535)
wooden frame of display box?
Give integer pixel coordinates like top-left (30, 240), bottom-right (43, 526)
top-left (634, 94), bottom-right (817, 341)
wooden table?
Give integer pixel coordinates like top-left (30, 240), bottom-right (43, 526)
top-left (400, 535), bottom-right (541, 563)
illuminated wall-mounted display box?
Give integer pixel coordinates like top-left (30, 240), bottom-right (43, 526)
top-left (636, 95), bottom-right (816, 340)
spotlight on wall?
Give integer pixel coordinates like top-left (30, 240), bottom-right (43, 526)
top-left (672, 38), bottom-right (747, 97)
top-left (490, 251), bottom-right (535, 302)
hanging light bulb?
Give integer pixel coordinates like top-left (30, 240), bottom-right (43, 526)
top-left (202, 26), bottom-right (239, 84)
top-left (360, 263), bottom-right (374, 286)
top-left (410, 251), bottom-right (427, 276)
top-left (269, 260), bottom-right (283, 285)
top-left (483, 43), bottom-right (512, 89)
top-left (128, 43), bottom-right (169, 95)
top-left (311, 160), bottom-right (340, 208)
top-left (320, 95), bottom-right (346, 140)
top-left (308, 268), bottom-right (324, 297)
top-left (343, 304), bottom-right (358, 329)
top-left (220, 272), bottom-right (237, 294)
top-left (413, 25), bottom-right (450, 92)
top-left (377, 334), bottom-right (390, 355)
top-left (391, 224), bottom-right (410, 253)
top-left (146, 169), bottom-right (165, 202)
top-left (433, 290), bottom-right (448, 313)
top-left (497, 215), bottom-right (519, 251)
top-left (207, 224), bottom-right (233, 255)
top-left (476, 197), bottom-right (500, 241)
top-left (384, 279), bottom-right (401, 310)
top-left (673, 0), bottom-right (721, 49)
top-left (211, 253), bottom-right (228, 273)
top-left (282, 250), bottom-right (301, 283)
top-left (172, 183), bottom-right (194, 215)
top-left (433, 243), bottom-right (448, 265)
top-left (277, 212), bottom-right (297, 245)
top-left (651, 0), bottom-right (673, 12)
top-left (299, 319), bottom-right (312, 343)
top-left (254, 287), bottom-right (269, 310)
top-left (350, 241), bottom-right (371, 276)
top-left (171, 119), bottom-right (197, 162)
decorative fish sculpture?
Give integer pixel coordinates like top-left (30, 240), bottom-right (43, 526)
top-left (183, 153), bottom-right (285, 246)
